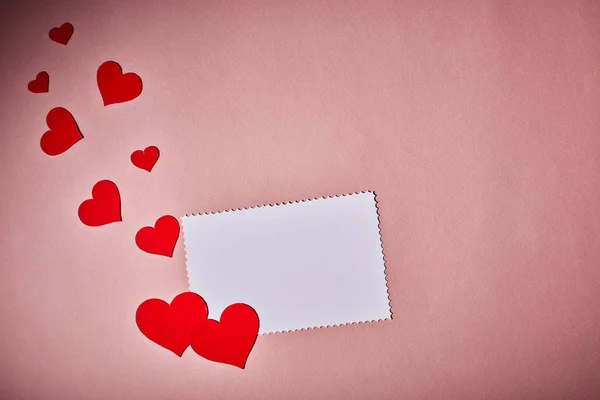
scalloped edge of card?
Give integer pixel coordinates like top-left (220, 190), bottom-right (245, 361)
top-left (180, 190), bottom-right (393, 335)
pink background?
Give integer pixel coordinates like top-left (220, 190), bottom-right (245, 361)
top-left (1, 0), bottom-right (600, 398)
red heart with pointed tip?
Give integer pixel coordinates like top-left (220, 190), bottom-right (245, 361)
top-left (136, 292), bottom-right (208, 357)
top-left (78, 180), bottom-right (122, 227)
top-left (97, 61), bottom-right (143, 106)
top-left (190, 303), bottom-right (260, 369)
top-left (40, 107), bottom-right (83, 156)
top-left (48, 23), bottom-right (73, 45)
top-left (135, 215), bottom-right (179, 257)
top-left (131, 146), bottom-right (160, 172)
top-left (28, 72), bottom-right (49, 93)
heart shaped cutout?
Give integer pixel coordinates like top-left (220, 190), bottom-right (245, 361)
top-left (136, 292), bottom-right (208, 357)
top-left (28, 71), bottom-right (49, 93)
top-left (131, 146), bottom-right (160, 172)
top-left (40, 107), bottom-right (83, 156)
top-left (48, 23), bottom-right (73, 45)
top-left (135, 215), bottom-right (180, 257)
top-left (190, 303), bottom-right (260, 369)
top-left (97, 61), bottom-right (143, 106)
top-left (78, 180), bottom-right (122, 227)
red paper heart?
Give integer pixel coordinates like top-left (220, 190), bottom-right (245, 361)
top-left (78, 180), bottom-right (122, 227)
top-left (136, 292), bottom-right (208, 357)
top-left (190, 303), bottom-right (259, 369)
top-left (135, 215), bottom-right (179, 257)
top-left (131, 146), bottom-right (160, 172)
top-left (28, 71), bottom-right (49, 93)
top-left (40, 107), bottom-right (83, 156)
top-left (97, 61), bottom-right (143, 106)
top-left (48, 23), bottom-right (73, 45)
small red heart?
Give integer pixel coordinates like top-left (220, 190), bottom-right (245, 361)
top-left (28, 71), bottom-right (49, 93)
top-left (78, 180), bottom-right (122, 227)
top-left (135, 215), bottom-right (180, 257)
top-left (131, 146), bottom-right (160, 172)
top-left (136, 292), bottom-right (208, 357)
top-left (190, 303), bottom-right (260, 369)
top-left (97, 61), bottom-right (143, 106)
top-left (40, 107), bottom-right (83, 156)
top-left (48, 23), bottom-right (73, 45)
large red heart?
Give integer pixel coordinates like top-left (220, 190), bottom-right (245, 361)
top-left (190, 303), bottom-right (260, 369)
top-left (28, 71), bottom-right (49, 93)
top-left (40, 107), bottom-right (83, 156)
top-left (97, 61), bottom-right (143, 106)
top-left (135, 215), bottom-right (180, 257)
top-left (131, 146), bottom-right (160, 172)
top-left (136, 292), bottom-right (208, 357)
top-left (48, 22), bottom-right (73, 45)
top-left (78, 180), bottom-right (122, 227)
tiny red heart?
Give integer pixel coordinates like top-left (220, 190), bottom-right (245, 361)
top-left (136, 292), bottom-right (208, 357)
top-left (40, 107), bottom-right (83, 156)
top-left (78, 180), bottom-right (122, 227)
top-left (135, 215), bottom-right (180, 257)
top-left (131, 146), bottom-right (160, 172)
top-left (48, 23), bottom-right (73, 45)
top-left (190, 303), bottom-right (260, 369)
top-left (97, 61), bottom-right (143, 106)
top-left (28, 72), bottom-right (49, 93)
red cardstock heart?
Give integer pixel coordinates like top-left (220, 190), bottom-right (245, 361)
top-left (28, 71), bottom-right (49, 93)
top-left (40, 107), bottom-right (83, 156)
top-left (78, 180), bottom-right (122, 227)
top-left (48, 23), bottom-right (73, 45)
top-left (131, 146), bottom-right (160, 172)
top-left (136, 292), bottom-right (208, 357)
top-left (97, 61), bottom-right (143, 106)
top-left (135, 215), bottom-right (180, 257)
top-left (190, 303), bottom-right (260, 369)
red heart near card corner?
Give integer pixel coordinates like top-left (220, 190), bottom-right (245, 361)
top-left (97, 61), bottom-right (143, 106)
top-left (78, 180), bottom-right (122, 227)
top-left (28, 72), bottom-right (49, 93)
top-left (131, 146), bottom-right (160, 172)
top-left (136, 292), bottom-right (208, 357)
top-left (48, 23), bottom-right (73, 45)
top-left (190, 303), bottom-right (260, 369)
top-left (40, 107), bottom-right (83, 156)
top-left (136, 215), bottom-right (180, 257)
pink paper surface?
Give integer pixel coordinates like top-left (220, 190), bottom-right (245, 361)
top-left (1, 0), bottom-right (599, 398)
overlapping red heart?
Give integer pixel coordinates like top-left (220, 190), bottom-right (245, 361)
top-left (136, 292), bottom-right (259, 369)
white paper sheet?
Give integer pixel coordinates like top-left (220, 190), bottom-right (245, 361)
top-left (181, 191), bottom-right (391, 334)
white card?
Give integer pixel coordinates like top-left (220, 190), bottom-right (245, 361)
top-left (181, 191), bottom-right (391, 334)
